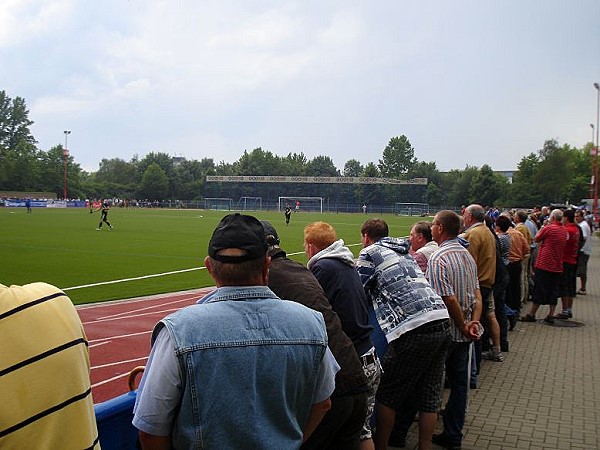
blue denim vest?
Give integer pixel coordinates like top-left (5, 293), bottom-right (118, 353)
top-left (157, 286), bottom-right (328, 449)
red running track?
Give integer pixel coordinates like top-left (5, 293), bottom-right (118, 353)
top-left (77, 288), bottom-right (214, 404)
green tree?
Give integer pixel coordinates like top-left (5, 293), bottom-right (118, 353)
top-left (139, 162), bottom-right (169, 200)
top-left (378, 135), bottom-right (416, 178)
top-left (91, 157), bottom-right (138, 198)
top-left (280, 152), bottom-right (308, 175)
top-left (407, 161), bottom-right (442, 205)
top-left (0, 142), bottom-right (40, 191)
top-left (534, 140), bottom-right (573, 204)
top-left (357, 162), bottom-right (381, 205)
top-left (469, 164), bottom-right (509, 207)
top-left (234, 148), bottom-right (281, 175)
top-left (446, 166), bottom-right (479, 207)
top-left (306, 156), bottom-right (339, 176)
top-left (509, 153), bottom-right (541, 206)
top-left (343, 159), bottom-right (364, 177)
top-left (0, 91), bottom-right (36, 155)
top-left (173, 158), bottom-right (215, 199)
top-left (137, 152), bottom-right (175, 196)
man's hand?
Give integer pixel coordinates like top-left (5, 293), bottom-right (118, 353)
top-left (463, 320), bottom-right (482, 341)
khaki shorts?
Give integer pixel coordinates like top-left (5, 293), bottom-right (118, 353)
top-left (483, 288), bottom-right (495, 315)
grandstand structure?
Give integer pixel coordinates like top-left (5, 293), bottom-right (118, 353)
top-left (205, 175), bottom-right (428, 213)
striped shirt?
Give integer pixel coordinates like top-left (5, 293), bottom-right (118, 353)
top-left (0, 283), bottom-right (100, 450)
top-left (427, 238), bottom-right (480, 342)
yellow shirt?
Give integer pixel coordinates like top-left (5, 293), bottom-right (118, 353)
top-left (0, 283), bottom-right (100, 450)
top-left (462, 222), bottom-right (496, 289)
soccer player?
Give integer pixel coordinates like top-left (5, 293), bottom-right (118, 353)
top-left (284, 204), bottom-right (292, 225)
top-left (94, 199), bottom-right (113, 230)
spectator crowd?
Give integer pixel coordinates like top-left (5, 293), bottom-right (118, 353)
top-left (2, 203), bottom-right (593, 450)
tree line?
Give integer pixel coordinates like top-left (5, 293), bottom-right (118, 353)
top-left (0, 90), bottom-right (593, 207)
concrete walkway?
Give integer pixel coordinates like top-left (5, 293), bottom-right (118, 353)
top-left (400, 235), bottom-right (600, 450)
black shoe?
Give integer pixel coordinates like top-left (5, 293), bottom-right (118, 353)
top-left (388, 433), bottom-right (406, 448)
top-left (508, 315), bottom-right (518, 331)
top-left (520, 314), bottom-right (536, 322)
top-left (432, 433), bottom-right (461, 449)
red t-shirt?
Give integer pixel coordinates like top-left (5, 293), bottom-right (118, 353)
top-left (534, 221), bottom-right (567, 273)
top-left (562, 222), bottom-right (580, 265)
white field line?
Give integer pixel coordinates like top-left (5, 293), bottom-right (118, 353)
top-left (64, 266), bottom-right (208, 291)
top-left (67, 240), bottom-right (372, 293)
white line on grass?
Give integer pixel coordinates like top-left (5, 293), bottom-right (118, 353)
top-left (66, 241), bottom-right (370, 292)
top-left (63, 266), bottom-right (208, 291)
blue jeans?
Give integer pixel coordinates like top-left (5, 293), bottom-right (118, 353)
top-left (442, 341), bottom-right (471, 444)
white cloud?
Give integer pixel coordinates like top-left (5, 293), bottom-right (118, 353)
top-left (4, 1), bottom-right (600, 172)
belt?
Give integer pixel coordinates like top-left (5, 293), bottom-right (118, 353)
top-left (361, 352), bottom-right (377, 366)
top-left (410, 319), bottom-right (450, 334)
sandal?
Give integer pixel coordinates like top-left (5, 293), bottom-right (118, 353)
top-left (577, 290), bottom-right (586, 295)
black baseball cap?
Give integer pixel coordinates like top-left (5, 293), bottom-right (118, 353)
top-left (208, 213), bottom-right (268, 263)
top-left (260, 220), bottom-right (280, 246)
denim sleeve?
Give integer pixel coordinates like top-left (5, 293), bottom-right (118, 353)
top-left (311, 346), bottom-right (340, 404)
top-left (132, 328), bottom-right (182, 436)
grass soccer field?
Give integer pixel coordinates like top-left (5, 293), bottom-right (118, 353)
top-left (0, 207), bottom-right (425, 304)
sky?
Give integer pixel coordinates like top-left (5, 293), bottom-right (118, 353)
top-left (1, 1), bottom-right (599, 173)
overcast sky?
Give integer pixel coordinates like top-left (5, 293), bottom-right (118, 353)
top-left (2, 1), bottom-right (599, 173)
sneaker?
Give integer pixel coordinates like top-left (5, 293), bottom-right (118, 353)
top-left (577, 289), bottom-right (586, 295)
top-left (482, 349), bottom-right (504, 362)
top-left (96, 228), bottom-right (101, 231)
top-left (520, 314), bottom-right (536, 322)
top-left (554, 312), bottom-right (569, 320)
top-left (432, 433), bottom-right (461, 450)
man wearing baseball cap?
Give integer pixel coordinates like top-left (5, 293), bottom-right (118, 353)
top-left (133, 213), bottom-right (339, 449)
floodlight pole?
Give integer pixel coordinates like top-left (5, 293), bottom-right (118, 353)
top-left (591, 124), bottom-right (595, 200)
top-left (63, 130), bottom-right (71, 200)
top-left (593, 83), bottom-right (600, 228)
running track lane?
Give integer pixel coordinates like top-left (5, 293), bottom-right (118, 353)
top-left (77, 288), bottom-right (214, 404)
